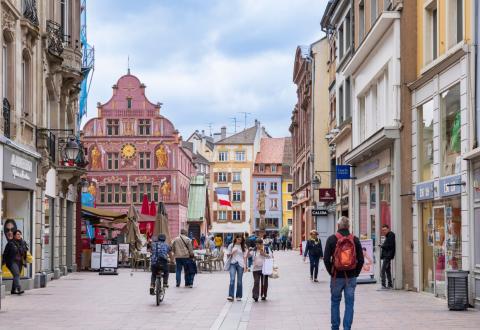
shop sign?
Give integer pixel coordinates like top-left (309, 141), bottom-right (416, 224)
top-left (336, 165), bottom-right (351, 180)
top-left (312, 209), bottom-right (328, 216)
top-left (3, 147), bottom-right (37, 190)
top-left (439, 175), bottom-right (462, 197)
top-left (318, 188), bottom-right (336, 202)
top-left (416, 181), bottom-right (434, 200)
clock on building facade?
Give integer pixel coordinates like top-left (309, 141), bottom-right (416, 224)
top-left (121, 143), bottom-right (136, 160)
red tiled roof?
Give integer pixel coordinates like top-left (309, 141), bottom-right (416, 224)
top-left (255, 138), bottom-right (286, 164)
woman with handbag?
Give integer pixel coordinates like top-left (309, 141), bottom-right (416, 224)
top-left (225, 235), bottom-right (247, 301)
top-left (249, 238), bottom-right (272, 302)
top-left (2, 230), bottom-right (28, 294)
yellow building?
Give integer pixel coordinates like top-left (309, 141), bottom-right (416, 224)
top-left (410, 0), bottom-right (476, 301)
top-left (282, 138), bottom-right (293, 229)
top-left (210, 123), bottom-right (268, 234)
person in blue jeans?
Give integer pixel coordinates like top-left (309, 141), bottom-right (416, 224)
top-left (323, 217), bottom-right (364, 330)
top-left (226, 235), bottom-right (247, 301)
top-left (171, 229), bottom-right (194, 287)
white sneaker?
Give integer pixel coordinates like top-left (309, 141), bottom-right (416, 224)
top-left (236, 297), bottom-right (242, 301)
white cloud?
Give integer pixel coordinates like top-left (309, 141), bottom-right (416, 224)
top-left (83, 0), bottom-right (327, 138)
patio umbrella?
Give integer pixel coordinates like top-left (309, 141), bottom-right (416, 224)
top-left (149, 201), bottom-right (157, 216)
top-left (125, 204), bottom-right (143, 251)
top-left (153, 201), bottom-right (171, 244)
top-left (140, 194), bottom-right (149, 215)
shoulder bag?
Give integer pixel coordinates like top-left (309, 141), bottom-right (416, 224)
top-left (180, 236), bottom-right (195, 258)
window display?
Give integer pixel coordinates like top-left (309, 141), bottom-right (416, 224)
top-left (440, 83), bottom-right (461, 176)
top-left (359, 185), bottom-right (368, 239)
top-left (418, 99), bottom-right (434, 181)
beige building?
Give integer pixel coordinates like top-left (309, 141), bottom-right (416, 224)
top-left (210, 122), bottom-right (268, 235)
top-left (1, 0), bottom-right (86, 293)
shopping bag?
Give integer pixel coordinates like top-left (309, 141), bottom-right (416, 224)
top-left (269, 266), bottom-right (279, 279)
top-left (262, 258), bottom-right (274, 276)
top-left (223, 255), bottom-right (231, 271)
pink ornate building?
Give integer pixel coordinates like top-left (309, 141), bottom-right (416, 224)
top-left (82, 73), bottom-right (194, 237)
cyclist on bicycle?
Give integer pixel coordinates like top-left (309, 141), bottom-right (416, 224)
top-left (150, 233), bottom-right (173, 295)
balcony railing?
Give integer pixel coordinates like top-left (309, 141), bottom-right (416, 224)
top-left (3, 98), bottom-right (11, 139)
top-left (23, 0), bottom-right (39, 26)
top-left (46, 20), bottom-right (64, 57)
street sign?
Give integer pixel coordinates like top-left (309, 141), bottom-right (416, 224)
top-left (318, 188), bottom-right (336, 202)
top-left (336, 165), bottom-right (351, 179)
top-left (312, 209), bottom-right (328, 216)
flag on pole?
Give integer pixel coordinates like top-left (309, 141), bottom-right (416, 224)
top-left (215, 187), bottom-right (232, 207)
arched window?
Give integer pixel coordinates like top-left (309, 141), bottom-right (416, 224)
top-left (21, 50), bottom-right (32, 118)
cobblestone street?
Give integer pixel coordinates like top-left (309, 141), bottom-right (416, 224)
top-left (1, 251), bottom-right (479, 330)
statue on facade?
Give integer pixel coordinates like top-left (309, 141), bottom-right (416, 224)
top-left (156, 145), bottom-right (168, 168)
top-left (91, 146), bottom-right (101, 169)
top-left (87, 182), bottom-right (96, 197)
top-left (161, 180), bottom-right (171, 197)
top-left (258, 189), bottom-right (266, 212)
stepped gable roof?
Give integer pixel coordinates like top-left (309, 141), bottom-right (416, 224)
top-left (282, 137), bottom-right (293, 166)
top-left (216, 125), bottom-right (258, 145)
top-left (255, 138), bottom-right (286, 164)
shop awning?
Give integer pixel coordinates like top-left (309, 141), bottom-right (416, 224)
top-left (210, 222), bottom-right (249, 234)
top-left (81, 206), bottom-right (128, 222)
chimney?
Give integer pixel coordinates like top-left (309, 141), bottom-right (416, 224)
top-left (255, 119), bottom-right (260, 127)
top-left (201, 130), bottom-right (205, 136)
top-left (221, 126), bottom-right (227, 139)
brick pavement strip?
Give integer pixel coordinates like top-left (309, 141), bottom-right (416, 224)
top-left (1, 251), bottom-right (479, 330)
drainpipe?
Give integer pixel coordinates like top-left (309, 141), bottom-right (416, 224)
top-left (475, 0), bottom-right (480, 148)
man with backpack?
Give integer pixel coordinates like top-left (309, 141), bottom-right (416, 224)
top-left (324, 216), bottom-right (364, 330)
top-left (303, 230), bottom-right (323, 282)
top-left (380, 224), bottom-right (396, 289)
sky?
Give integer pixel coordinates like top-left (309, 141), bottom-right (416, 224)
top-left (83, 0), bottom-right (327, 138)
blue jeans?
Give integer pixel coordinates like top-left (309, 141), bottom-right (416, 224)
top-left (228, 263), bottom-right (244, 298)
top-left (176, 258), bottom-right (192, 286)
top-left (330, 277), bottom-right (357, 330)
top-left (309, 255), bottom-right (320, 279)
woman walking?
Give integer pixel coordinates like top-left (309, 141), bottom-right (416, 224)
top-left (250, 238), bottom-right (272, 302)
top-left (226, 235), bottom-right (247, 301)
top-left (2, 230), bottom-right (28, 294)
top-left (303, 230), bottom-right (323, 282)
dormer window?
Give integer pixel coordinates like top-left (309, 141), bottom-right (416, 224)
top-left (127, 98), bottom-right (132, 109)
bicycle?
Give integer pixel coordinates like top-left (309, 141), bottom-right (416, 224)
top-left (155, 273), bottom-right (165, 306)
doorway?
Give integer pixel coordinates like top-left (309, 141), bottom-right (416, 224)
top-left (433, 206), bottom-right (446, 298)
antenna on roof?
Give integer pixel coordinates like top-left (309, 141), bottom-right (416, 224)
top-left (207, 122), bottom-right (213, 136)
top-left (127, 55), bottom-right (130, 74)
top-left (238, 112), bottom-right (251, 131)
top-left (230, 117), bottom-right (238, 133)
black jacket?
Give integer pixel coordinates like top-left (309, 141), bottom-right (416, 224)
top-left (2, 240), bottom-right (22, 268)
top-left (323, 229), bottom-right (364, 278)
top-left (381, 231), bottom-right (396, 260)
top-left (304, 239), bottom-right (323, 258)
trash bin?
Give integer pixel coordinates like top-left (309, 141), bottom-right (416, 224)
top-left (446, 270), bottom-right (469, 311)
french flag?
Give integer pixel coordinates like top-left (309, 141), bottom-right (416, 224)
top-left (216, 187), bottom-right (232, 207)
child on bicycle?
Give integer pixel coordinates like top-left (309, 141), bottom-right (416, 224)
top-left (150, 234), bottom-right (174, 295)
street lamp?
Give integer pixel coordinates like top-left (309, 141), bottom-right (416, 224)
top-left (312, 175), bottom-right (321, 190)
top-left (64, 137), bottom-right (80, 166)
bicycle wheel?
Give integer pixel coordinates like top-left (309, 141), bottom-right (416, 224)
top-left (155, 277), bottom-right (161, 306)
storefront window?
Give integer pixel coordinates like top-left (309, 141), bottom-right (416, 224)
top-left (359, 185), bottom-right (368, 239)
top-left (421, 202), bottom-right (434, 293)
top-left (440, 83), bottom-right (461, 176)
top-left (379, 177), bottom-right (391, 229)
top-left (370, 183), bottom-right (376, 245)
top-left (418, 99), bottom-right (434, 181)
top-left (431, 198), bottom-right (461, 298)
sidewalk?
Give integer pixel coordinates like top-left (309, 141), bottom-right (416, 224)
top-left (1, 251), bottom-right (479, 329)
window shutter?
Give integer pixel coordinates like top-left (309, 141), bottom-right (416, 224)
top-left (214, 172), bottom-right (218, 182)
top-left (227, 172), bottom-right (232, 182)
top-left (241, 191), bottom-right (245, 202)
top-left (214, 192), bottom-right (217, 202)
top-left (227, 211), bottom-right (232, 220)
top-left (213, 211), bottom-right (218, 220)
top-left (241, 211), bottom-right (246, 221)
